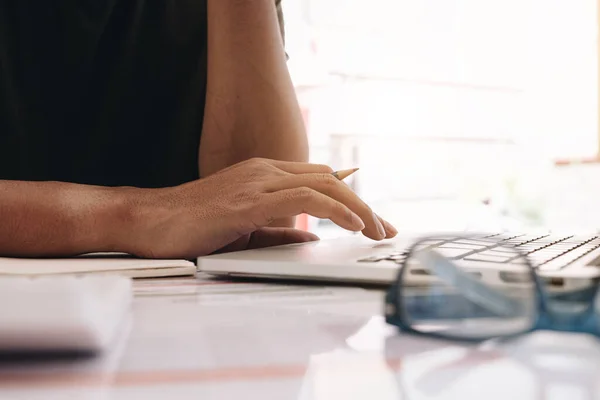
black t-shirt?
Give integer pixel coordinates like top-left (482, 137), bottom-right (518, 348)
top-left (0, 1), bottom-right (284, 188)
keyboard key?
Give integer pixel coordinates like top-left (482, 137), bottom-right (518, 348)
top-left (418, 239), bottom-right (447, 247)
top-left (537, 245), bottom-right (600, 270)
top-left (437, 248), bottom-right (473, 259)
top-left (532, 237), bottom-right (560, 244)
top-left (487, 247), bottom-right (518, 254)
top-left (464, 254), bottom-right (513, 263)
top-left (496, 233), bottom-right (526, 240)
top-left (560, 235), bottom-right (598, 243)
top-left (548, 243), bottom-right (581, 248)
top-left (441, 241), bottom-right (484, 248)
top-left (538, 260), bottom-right (569, 271)
top-left (529, 252), bottom-right (554, 260)
top-left (520, 245), bottom-right (545, 252)
top-left (535, 247), bottom-right (567, 253)
top-left (560, 247), bottom-right (598, 265)
top-left (453, 239), bottom-right (495, 246)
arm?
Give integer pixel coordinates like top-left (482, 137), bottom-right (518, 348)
top-left (0, 1), bottom-right (392, 258)
top-left (0, 180), bottom-right (130, 257)
top-left (0, 158), bottom-right (392, 259)
top-left (199, 0), bottom-right (308, 227)
top-left (200, 0), bottom-right (306, 172)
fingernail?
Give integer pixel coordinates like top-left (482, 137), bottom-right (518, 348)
top-left (350, 212), bottom-right (366, 231)
top-left (373, 212), bottom-right (386, 238)
top-left (383, 218), bottom-right (398, 235)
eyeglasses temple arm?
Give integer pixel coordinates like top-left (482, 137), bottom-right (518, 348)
top-left (415, 250), bottom-right (524, 317)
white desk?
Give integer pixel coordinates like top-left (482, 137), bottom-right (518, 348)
top-left (0, 274), bottom-right (598, 399)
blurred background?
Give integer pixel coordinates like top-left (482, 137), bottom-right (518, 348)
top-left (283, 0), bottom-right (600, 238)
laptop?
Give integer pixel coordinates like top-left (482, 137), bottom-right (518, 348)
top-left (197, 232), bottom-right (600, 290)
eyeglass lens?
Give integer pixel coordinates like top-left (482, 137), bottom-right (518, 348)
top-left (399, 237), bottom-right (539, 339)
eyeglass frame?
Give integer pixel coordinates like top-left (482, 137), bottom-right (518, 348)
top-left (384, 234), bottom-right (600, 341)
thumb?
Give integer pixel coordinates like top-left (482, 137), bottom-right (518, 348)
top-left (247, 227), bottom-right (319, 250)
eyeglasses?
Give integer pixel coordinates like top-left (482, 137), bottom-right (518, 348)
top-left (384, 234), bottom-right (600, 341)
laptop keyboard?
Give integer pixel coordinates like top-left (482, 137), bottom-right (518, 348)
top-left (358, 233), bottom-right (600, 271)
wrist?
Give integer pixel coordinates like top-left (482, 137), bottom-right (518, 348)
top-left (64, 186), bottom-right (130, 254)
top-left (67, 186), bottom-right (153, 255)
top-left (102, 186), bottom-right (176, 256)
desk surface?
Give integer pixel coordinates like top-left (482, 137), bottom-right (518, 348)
top-left (0, 274), bottom-right (599, 400)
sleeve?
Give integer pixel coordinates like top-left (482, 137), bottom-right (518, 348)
top-left (275, 0), bottom-right (288, 59)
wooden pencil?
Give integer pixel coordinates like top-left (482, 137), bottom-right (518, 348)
top-left (331, 168), bottom-right (359, 180)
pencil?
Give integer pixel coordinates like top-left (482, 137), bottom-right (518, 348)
top-left (332, 168), bottom-right (359, 180)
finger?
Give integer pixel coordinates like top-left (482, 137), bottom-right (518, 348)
top-left (214, 234), bottom-right (252, 254)
top-left (266, 173), bottom-right (388, 240)
top-left (265, 159), bottom-right (334, 175)
top-left (247, 228), bottom-right (319, 250)
top-left (376, 214), bottom-right (398, 238)
top-left (263, 188), bottom-right (366, 232)
top-left (213, 228), bottom-right (319, 254)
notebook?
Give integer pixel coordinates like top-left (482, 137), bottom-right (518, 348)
top-left (0, 253), bottom-right (196, 279)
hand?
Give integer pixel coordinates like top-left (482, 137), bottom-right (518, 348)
top-left (125, 158), bottom-right (397, 258)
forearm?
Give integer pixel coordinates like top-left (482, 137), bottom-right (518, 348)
top-left (200, 0), bottom-right (309, 177)
top-left (0, 180), bottom-right (132, 257)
